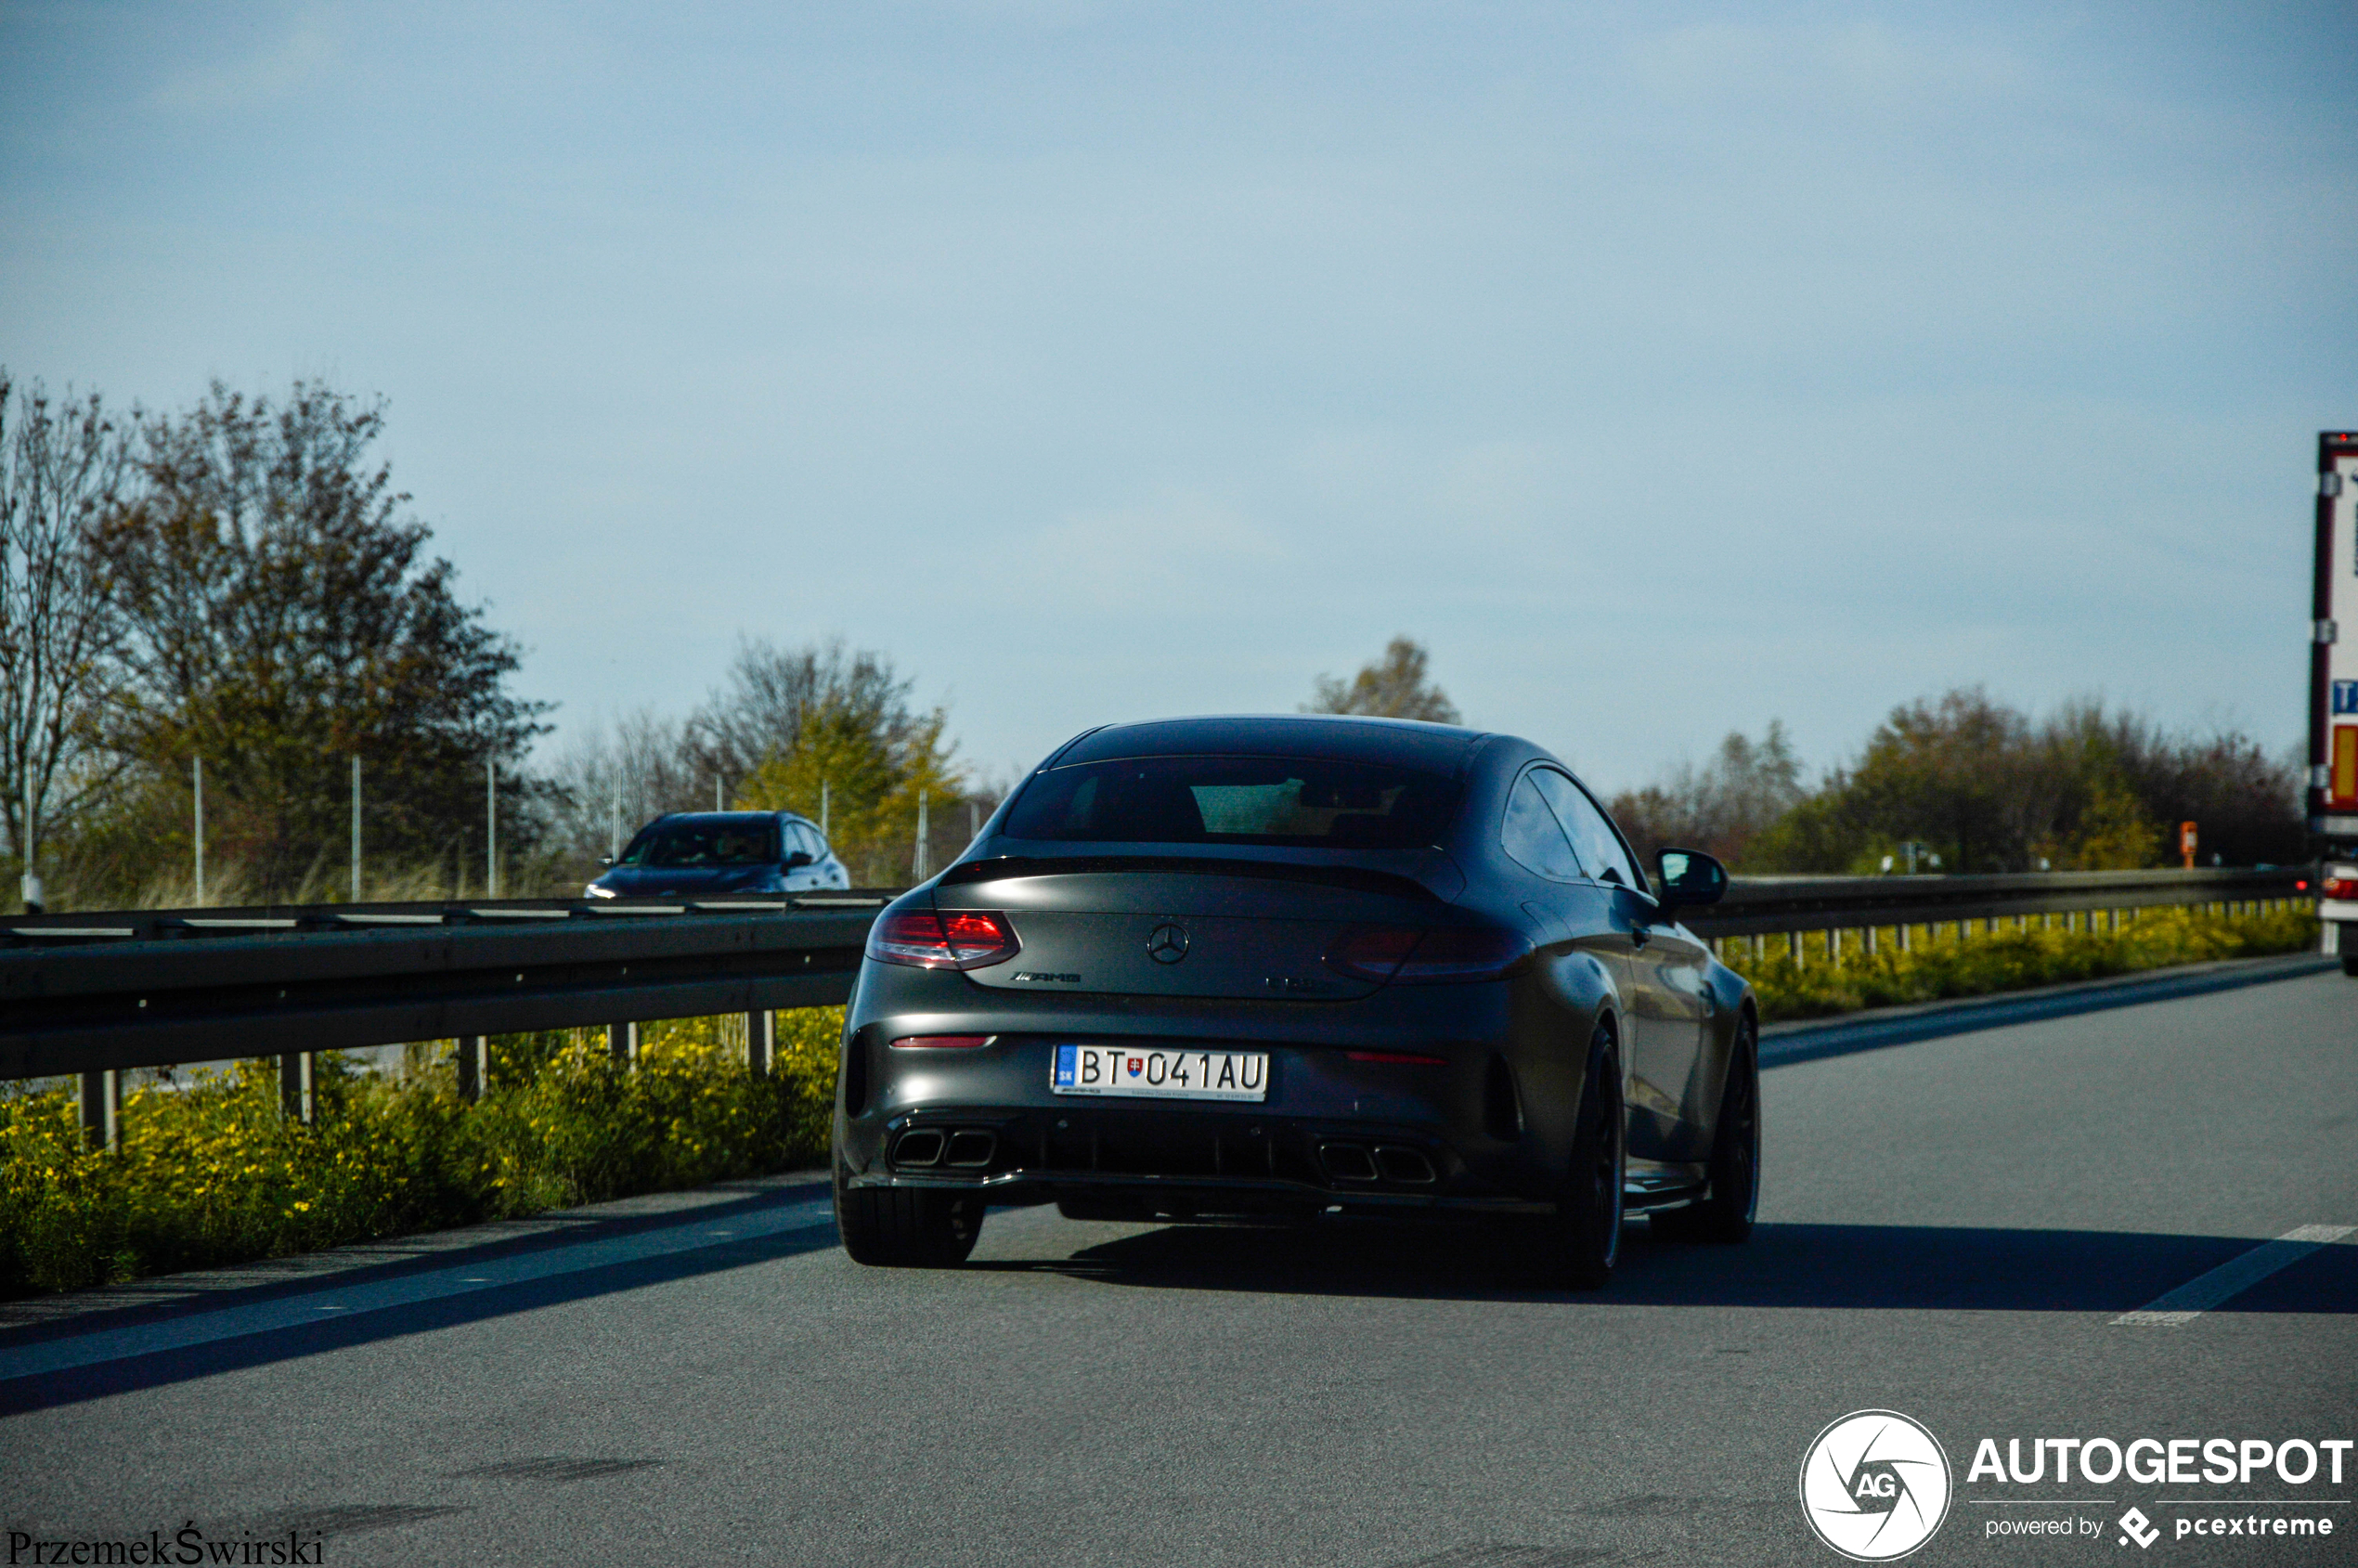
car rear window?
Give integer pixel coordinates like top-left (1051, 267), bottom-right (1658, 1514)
top-left (1004, 756), bottom-right (1461, 849)
top-left (617, 821), bottom-right (781, 867)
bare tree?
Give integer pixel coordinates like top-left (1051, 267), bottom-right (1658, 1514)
top-left (688, 636), bottom-right (931, 785)
top-left (1610, 722), bottom-right (1807, 866)
top-left (1304, 636), bottom-right (1462, 724)
top-left (0, 372), bottom-right (128, 883)
top-left (538, 707), bottom-right (706, 873)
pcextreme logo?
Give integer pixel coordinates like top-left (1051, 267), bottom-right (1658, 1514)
top-left (1800, 1409), bottom-right (1955, 1562)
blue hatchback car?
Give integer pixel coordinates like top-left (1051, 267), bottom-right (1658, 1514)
top-left (586, 811), bottom-right (851, 899)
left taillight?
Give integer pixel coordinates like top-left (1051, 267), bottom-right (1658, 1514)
top-left (1326, 924), bottom-right (1532, 985)
top-left (866, 909), bottom-right (1019, 970)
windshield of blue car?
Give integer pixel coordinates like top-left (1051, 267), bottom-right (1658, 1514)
top-left (616, 822), bottom-right (781, 867)
top-left (1003, 756), bottom-right (1461, 849)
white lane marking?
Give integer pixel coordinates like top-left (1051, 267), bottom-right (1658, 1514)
top-left (2113, 1224), bottom-right (2354, 1325)
top-left (0, 1197), bottom-right (836, 1381)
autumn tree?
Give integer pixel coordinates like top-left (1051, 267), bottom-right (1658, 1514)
top-left (1609, 722), bottom-right (1807, 866)
top-left (1305, 636), bottom-right (1462, 723)
top-left (707, 639), bottom-right (966, 883)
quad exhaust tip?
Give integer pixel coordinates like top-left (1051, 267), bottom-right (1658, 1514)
top-left (892, 1127), bottom-right (998, 1171)
top-left (1374, 1147), bottom-right (1437, 1184)
top-left (1318, 1142), bottom-right (1437, 1186)
top-left (1318, 1143), bottom-right (1378, 1183)
top-left (894, 1129), bottom-right (946, 1167)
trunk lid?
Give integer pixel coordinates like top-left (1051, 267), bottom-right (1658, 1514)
top-left (936, 853), bottom-right (1459, 1001)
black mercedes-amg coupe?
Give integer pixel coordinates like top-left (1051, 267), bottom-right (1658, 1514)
top-left (831, 714), bottom-right (1759, 1286)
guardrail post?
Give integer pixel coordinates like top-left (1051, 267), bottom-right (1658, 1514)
top-left (608, 1021), bottom-right (637, 1066)
top-left (79, 1069), bottom-right (120, 1150)
top-left (457, 1035), bottom-right (487, 1102)
top-left (279, 1053), bottom-right (314, 1123)
top-left (1829, 927), bottom-right (1843, 968)
top-left (746, 1009), bottom-right (773, 1076)
top-left (1788, 930), bottom-right (1803, 967)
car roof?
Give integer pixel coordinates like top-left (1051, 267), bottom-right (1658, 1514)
top-left (650, 811), bottom-right (815, 828)
top-left (1050, 714), bottom-right (1487, 773)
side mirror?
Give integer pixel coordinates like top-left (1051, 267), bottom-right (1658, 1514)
top-left (1654, 846), bottom-right (1728, 910)
top-left (784, 849), bottom-right (815, 870)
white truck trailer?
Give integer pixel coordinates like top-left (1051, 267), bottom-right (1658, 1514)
top-left (2309, 430), bottom-right (2358, 972)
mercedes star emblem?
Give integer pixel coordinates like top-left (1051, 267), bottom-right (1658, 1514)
top-left (1146, 922), bottom-right (1190, 964)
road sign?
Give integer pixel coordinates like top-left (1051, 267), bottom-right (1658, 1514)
top-left (2310, 433), bottom-right (2358, 840)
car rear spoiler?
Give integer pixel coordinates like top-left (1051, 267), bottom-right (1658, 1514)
top-left (936, 852), bottom-right (1453, 903)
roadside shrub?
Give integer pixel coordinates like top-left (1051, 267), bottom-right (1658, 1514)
top-left (1736, 904), bottom-right (2316, 1022)
top-left (0, 1006), bottom-right (847, 1300)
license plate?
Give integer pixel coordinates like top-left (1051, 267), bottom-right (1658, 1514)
top-left (1051, 1043), bottom-right (1268, 1101)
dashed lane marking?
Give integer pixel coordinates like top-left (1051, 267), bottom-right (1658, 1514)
top-left (2113, 1224), bottom-right (2354, 1325)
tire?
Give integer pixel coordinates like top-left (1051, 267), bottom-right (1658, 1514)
top-left (2342, 952), bottom-right (2358, 978)
top-left (833, 1157), bottom-right (984, 1267)
top-left (1656, 1017), bottom-right (1760, 1244)
top-left (1545, 1030), bottom-right (1626, 1289)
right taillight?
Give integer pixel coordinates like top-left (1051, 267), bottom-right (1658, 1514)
top-left (866, 909), bottom-right (1019, 970)
top-left (2326, 877), bottom-right (2352, 899)
top-left (1327, 925), bottom-right (1532, 985)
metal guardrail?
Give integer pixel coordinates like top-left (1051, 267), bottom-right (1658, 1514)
top-left (2, 867), bottom-right (2312, 1131)
top-left (1683, 865), bottom-right (2308, 940)
top-left (0, 894), bottom-right (894, 1084)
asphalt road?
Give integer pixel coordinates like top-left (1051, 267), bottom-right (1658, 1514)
top-left (4, 967), bottom-right (2353, 1568)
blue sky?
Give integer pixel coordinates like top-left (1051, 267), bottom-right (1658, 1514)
top-left (5, 1), bottom-right (2353, 791)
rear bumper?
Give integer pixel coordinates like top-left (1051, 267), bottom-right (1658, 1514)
top-left (841, 1098), bottom-right (1556, 1220)
top-left (831, 954), bottom-right (1596, 1212)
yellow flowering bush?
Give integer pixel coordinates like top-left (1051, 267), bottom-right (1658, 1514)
top-left (1738, 904), bottom-right (2317, 1021)
top-left (0, 1006), bottom-right (847, 1300)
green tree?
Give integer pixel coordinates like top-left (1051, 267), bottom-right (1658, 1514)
top-left (1304, 635), bottom-right (1462, 723)
top-left (1841, 689), bottom-right (2036, 874)
top-left (90, 382), bottom-right (546, 896)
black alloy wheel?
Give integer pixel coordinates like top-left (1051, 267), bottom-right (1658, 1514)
top-left (1658, 1017), bottom-right (1760, 1244)
top-left (1549, 1030), bottom-right (1626, 1289)
top-left (834, 1156), bottom-right (984, 1266)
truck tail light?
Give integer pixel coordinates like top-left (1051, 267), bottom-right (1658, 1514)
top-left (867, 910), bottom-right (1018, 970)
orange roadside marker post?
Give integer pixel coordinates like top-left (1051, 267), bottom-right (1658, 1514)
top-left (2180, 822), bottom-right (2197, 870)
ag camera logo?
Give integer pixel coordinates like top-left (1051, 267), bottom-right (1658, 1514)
top-left (1800, 1410), bottom-right (1953, 1561)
